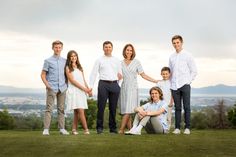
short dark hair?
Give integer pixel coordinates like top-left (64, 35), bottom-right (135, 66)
top-left (161, 66), bottom-right (171, 73)
top-left (52, 40), bottom-right (63, 48)
top-left (103, 41), bottom-right (113, 48)
top-left (172, 35), bottom-right (183, 43)
top-left (122, 44), bottom-right (136, 60)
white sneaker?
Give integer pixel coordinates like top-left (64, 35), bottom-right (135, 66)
top-left (130, 130), bottom-right (141, 135)
top-left (43, 129), bottom-right (49, 135)
top-left (125, 126), bottom-right (137, 135)
top-left (60, 129), bottom-right (70, 135)
top-left (183, 128), bottom-right (190, 135)
top-left (129, 125), bottom-right (142, 135)
top-left (172, 128), bottom-right (181, 134)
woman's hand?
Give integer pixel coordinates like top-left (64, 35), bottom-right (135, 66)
top-left (87, 88), bottom-right (93, 97)
top-left (84, 87), bottom-right (92, 94)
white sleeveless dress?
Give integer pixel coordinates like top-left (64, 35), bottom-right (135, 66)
top-left (66, 69), bottom-right (88, 110)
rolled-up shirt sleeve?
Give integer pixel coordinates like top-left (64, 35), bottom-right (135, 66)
top-left (42, 60), bottom-right (49, 72)
top-left (141, 103), bottom-right (149, 111)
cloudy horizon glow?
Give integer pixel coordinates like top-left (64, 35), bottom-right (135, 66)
top-left (0, 0), bottom-right (235, 89)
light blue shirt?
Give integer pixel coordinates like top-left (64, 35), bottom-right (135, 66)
top-left (142, 100), bottom-right (169, 130)
top-left (42, 55), bottom-right (67, 93)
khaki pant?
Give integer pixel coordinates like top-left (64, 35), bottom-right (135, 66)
top-left (133, 114), bottom-right (164, 134)
top-left (133, 114), bottom-right (151, 127)
top-left (145, 116), bottom-right (164, 134)
top-left (44, 89), bottom-right (66, 129)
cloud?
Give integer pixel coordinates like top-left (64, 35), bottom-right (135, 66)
top-left (0, 0), bottom-right (236, 88)
top-left (0, 0), bottom-right (235, 60)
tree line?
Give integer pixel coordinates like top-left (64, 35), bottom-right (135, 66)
top-left (1, 99), bottom-right (236, 130)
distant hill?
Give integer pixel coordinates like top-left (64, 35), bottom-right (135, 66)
top-left (0, 85), bottom-right (44, 94)
top-left (140, 84), bottom-right (236, 95)
top-left (0, 84), bottom-right (236, 95)
top-left (192, 84), bottom-right (236, 95)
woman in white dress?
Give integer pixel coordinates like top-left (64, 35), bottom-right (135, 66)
top-left (118, 44), bottom-right (158, 134)
top-left (65, 50), bottom-right (92, 135)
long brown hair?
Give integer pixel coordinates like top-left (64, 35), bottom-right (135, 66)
top-left (66, 50), bottom-right (83, 72)
top-left (149, 86), bottom-right (164, 103)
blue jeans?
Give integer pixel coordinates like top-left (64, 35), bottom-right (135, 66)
top-left (171, 84), bottom-right (191, 129)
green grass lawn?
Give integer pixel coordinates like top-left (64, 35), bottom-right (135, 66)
top-left (0, 130), bottom-right (235, 157)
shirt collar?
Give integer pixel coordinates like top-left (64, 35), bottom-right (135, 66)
top-left (52, 55), bottom-right (61, 60)
top-left (175, 49), bottom-right (184, 55)
top-left (152, 100), bottom-right (161, 105)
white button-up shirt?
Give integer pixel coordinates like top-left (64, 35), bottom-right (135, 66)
top-left (89, 55), bottom-right (122, 88)
top-left (169, 49), bottom-right (197, 90)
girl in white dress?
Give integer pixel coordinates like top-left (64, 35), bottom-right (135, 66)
top-left (65, 50), bottom-right (92, 135)
top-left (118, 44), bottom-right (158, 134)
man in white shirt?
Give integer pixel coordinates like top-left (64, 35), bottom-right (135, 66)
top-left (89, 41), bottom-right (122, 134)
top-left (169, 35), bottom-right (197, 135)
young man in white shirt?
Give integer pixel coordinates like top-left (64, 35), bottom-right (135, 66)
top-left (89, 41), bottom-right (122, 134)
top-left (169, 35), bottom-right (197, 135)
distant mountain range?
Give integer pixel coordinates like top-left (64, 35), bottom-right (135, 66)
top-left (0, 84), bottom-right (236, 95)
top-left (140, 84), bottom-right (236, 95)
top-left (191, 84), bottom-right (236, 95)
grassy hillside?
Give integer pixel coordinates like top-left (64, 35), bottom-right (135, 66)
top-left (0, 130), bottom-right (235, 157)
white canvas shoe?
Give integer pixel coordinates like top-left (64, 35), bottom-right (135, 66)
top-left (60, 129), bottom-right (70, 135)
top-left (125, 125), bottom-right (137, 135)
top-left (183, 128), bottom-right (190, 135)
top-left (129, 125), bottom-right (142, 135)
top-left (42, 129), bottom-right (49, 135)
top-left (172, 128), bottom-right (181, 134)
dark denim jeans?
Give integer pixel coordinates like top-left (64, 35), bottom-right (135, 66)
top-left (96, 80), bottom-right (120, 132)
top-left (171, 84), bottom-right (191, 129)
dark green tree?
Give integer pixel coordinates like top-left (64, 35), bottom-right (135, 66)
top-left (0, 109), bottom-right (15, 130)
top-left (228, 103), bottom-right (236, 128)
top-left (191, 112), bottom-right (208, 129)
top-left (86, 99), bottom-right (97, 129)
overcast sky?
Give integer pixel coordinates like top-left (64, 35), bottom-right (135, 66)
top-left (0, 0), bottom-right (235, 89)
